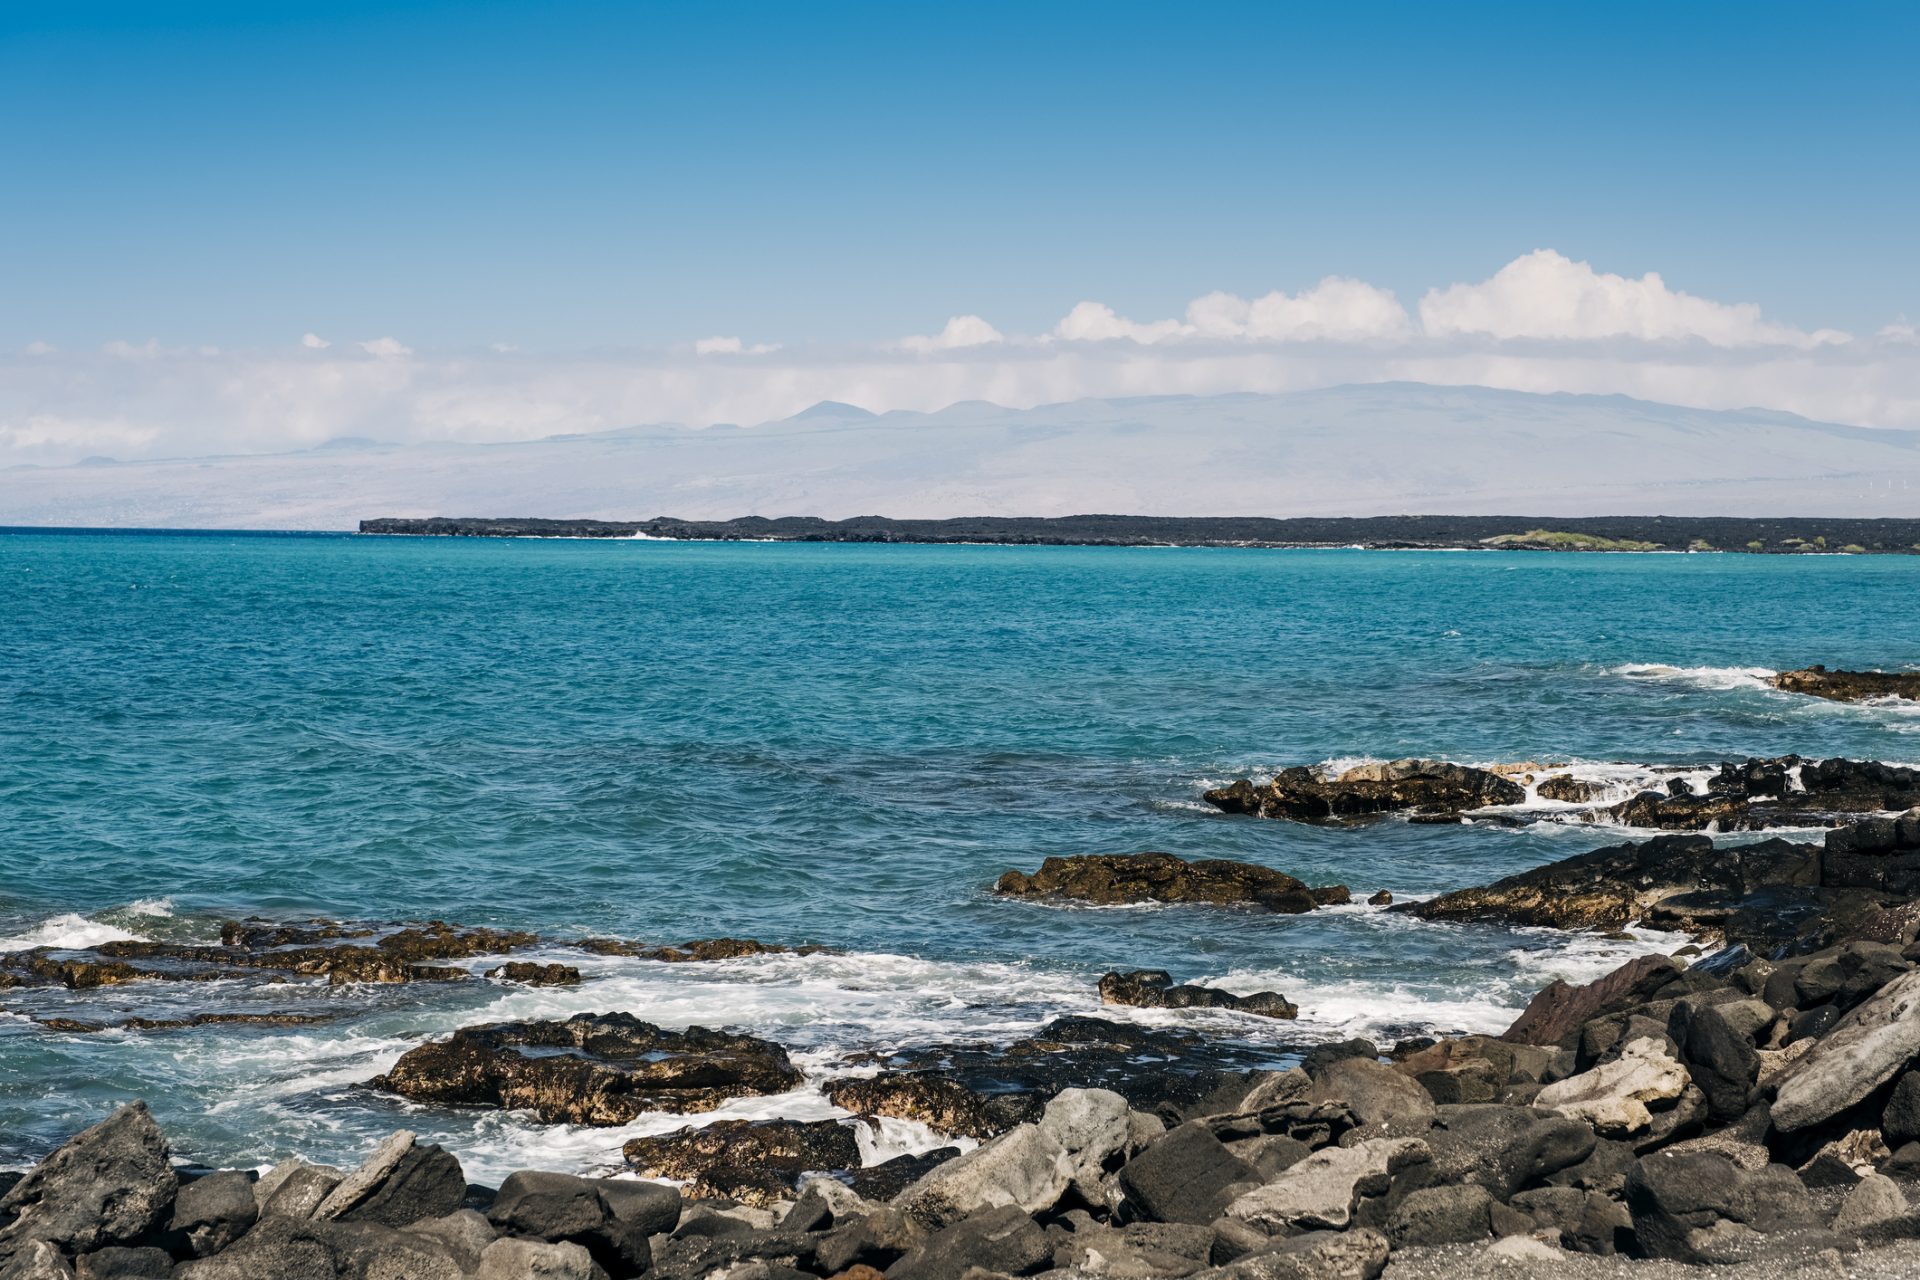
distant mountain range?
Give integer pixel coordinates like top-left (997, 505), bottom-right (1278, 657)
top-left (5, 383), bottom-right (1918, 530)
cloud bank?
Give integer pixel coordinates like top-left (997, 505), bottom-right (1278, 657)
top-left (6, 251), bottom-right (1917, 465)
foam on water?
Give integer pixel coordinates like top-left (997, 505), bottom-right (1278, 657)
top-left (1611, 662), bottom-right (1778, 691)
top-left (0, 912), bottom-right (144, 953)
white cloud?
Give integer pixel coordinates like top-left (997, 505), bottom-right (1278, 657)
top-left (897, 314), bottom-right (1005, 353)
top-left (4, 251), bottom-right (1916, 467)
top-left (1419, 249), bottom-right (1849, 348)
top-left (301, 333), bottom-right (331, 349)
top-left (23, 341), bottom-right (56, 356)
top-left (694, 335), bottom-right (781, 355)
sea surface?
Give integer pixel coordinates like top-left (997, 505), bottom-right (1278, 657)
top-left (3, 529), bottom-right (1919, 1177)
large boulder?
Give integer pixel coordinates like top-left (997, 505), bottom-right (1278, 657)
top-left (1117, 1122), bottom-right (1259, 1225)
top-left (891, 1123), bottom-right (1073, 1229)
top-left (310, 1131), bottom-right (465, 1229)
top-left (167, 1172), bottom-right (258, 1257)
top-left (1772, 969), bottom-right (1920, 1132)
top-left (1098, 971), bottom-right (1298, 1020)
top-left (823, 1073), bottom-right (1037, 1141)
top-left (884, 1204), bottom-right (1051, 1280)
top-left (486, 1170), bottom-right (678, 1278)
top-left (1499, 953), bottom-right (1681, 1047)
top-left (1385, 1183), bottom-right (1493, 1248)
top-left (0, 1103), bottom-right (176, 1260)
top-left (1624, 1151), bottom-right (1818, 1263)
top-left (1422, 1104), bottom-right (1595, 1199)
top-left (1305, 1058), bottom-right (1436, 1130)
top-left (369, 1012), bottom-right (804, 1124)
top-left (1225, 1138), bottom-right (1429, 1235)
top-left (994, 852), bottom-right (1339, 914)
top-left (1199, 1227), bottom-right (1390, 1279)
top-left (171, 1215), bottom-right (467, 1280)
top-left (1535, 1038), bottom-right (1691, 1137)
top-left (1667, 998), bottom-right (1761, 1122)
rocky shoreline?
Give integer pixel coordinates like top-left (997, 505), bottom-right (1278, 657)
top-left (10, 803), bottom-right (1920, 1276)
top-left (356, 515), bottom-right (1920, 555)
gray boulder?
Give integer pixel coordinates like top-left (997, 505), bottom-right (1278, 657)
top-left (1773, 969), bottom-right (1920, 1132)
top-left (1117, 1122), bottom-right (1258, 1225)
top-left (73, 1248), bottom-right (173, 1279)
top-left (812, 1205), bottom-right (924, 1274)
top-left (1668, 998), bottom-right (1760, 1122)
top-left (1624, 1150), bottom-right (1818, 1263)
top-left (1305, 1058), bottom-right (1436, 1131)
top-left (404, 1210), bottom-right (496, 1271)
top-left (472, 1238), bottom-right (601, 1279)
top-left (1226, 1138), bottom-right (1428, 1235)
top-left (172, 1215), bottom-right (466, 1280)
top-left (0, 1242), bottom-right (74, 1280)
top-left (1385, 1183), bottom-right (1493, 1248)
top-left (1423, 1104), bottom-right (1595, 1199)
top-left (1834, 1174), bottom-right (1910, 1235)
top-left (166, 1173), bottom-right (257, 1258)
top-left (254, 1161), bottom-right (342, 1220)
top-left (0, 1103), bottom-right (176, 1260)
top-left (1883, 1070), bottom-right (1920, 1145)
top-left (891, 1123), bottom-right (1072, 1228)
top-left (885, 1204), bottom-right (1050, 1280)
top-left (1193, 1227), bottom-right (1389, 1280)
top-left (1037, 1087), bottom-right (1133, 1196)
top-left (309, 1132), bottom-right (463, 1229)
top-left (488, 1170), bottom-right (676, 1277)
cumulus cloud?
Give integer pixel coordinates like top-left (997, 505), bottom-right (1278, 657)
top-left (301, 332), bottom-right (331, 349)
top-left (897, 314), bottom-right (1005, 353)
top-left (23, 341), bottom-right (56, 356)
top-left (3, 251), bottom-right (1916, 467)
top-left (1420, 249), bottom-right (1849, 348)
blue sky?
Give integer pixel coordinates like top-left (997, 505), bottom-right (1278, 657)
top-left (3, 2), bottom-right (1918, 463)
top-left (4, 1), bottom-right (1916, 350)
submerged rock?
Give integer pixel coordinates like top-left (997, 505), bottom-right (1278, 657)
top-left (571, 937), bottom-right (826, 962)
top-left (1770, 666), bottom-right (1920, 703)
top-left (482, 962), bottom-right (580, 986)
top-left (1098, 970), bottom-right (1298, 1019)
top-left (994, 851), bottom-right (1342, 913)
top-left (369, 1012), bottom-right (804, 1124)
top-left (1203, 759), bottom-right (1525, 823)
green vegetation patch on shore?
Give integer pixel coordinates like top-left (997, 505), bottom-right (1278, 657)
top-left (1480, 529), bottom-right (1662, 552)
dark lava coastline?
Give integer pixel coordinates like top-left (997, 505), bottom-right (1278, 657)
top-left (13, 764), bottom-right (1920, 1275)
top-left (358, 514), bottom-right (1920, 554)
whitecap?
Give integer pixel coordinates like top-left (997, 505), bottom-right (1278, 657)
top-left (0, 912), bottom-right (142, 953)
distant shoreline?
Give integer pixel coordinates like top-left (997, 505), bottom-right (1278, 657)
top-left (357, 514), bottom-right (1920, 553)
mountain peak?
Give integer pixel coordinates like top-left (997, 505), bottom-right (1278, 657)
top-left (785, 400), bottom-right (877, 422)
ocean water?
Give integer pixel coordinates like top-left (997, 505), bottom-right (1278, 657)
top-left (3, 530), bottom-right (1918, 1177)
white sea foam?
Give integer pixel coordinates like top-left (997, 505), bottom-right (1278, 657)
top-left (1610, 662), bottom-right (1777, 691)
top-left (0, 912), bottom-right (143, 953)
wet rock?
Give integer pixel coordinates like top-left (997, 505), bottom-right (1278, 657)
top-left (483, 962), bottom-right (580, 986)
top-left (994, 852), bottom-right (1337, 914)
top-left (1537, 774), bottom-right (1608, 803)
top-left (1772, 969), bottom-right (1920, 1132)
top-left (1391, 1036), bottom-right (1550, 1105)
top-left (165, 1171), bottom-right (257, 1257)
top-left (622, 1119), bottom-right (860, 1206)
top-left (1410, 835), bottom-right (1739, 933)
top-left (822, 1075), bottom-right (1038, 1141)
top-left (571, 937), bottom-right (824, 963)
top-left (371, 1011), bottom-right (803, 1124)
top-left (1624, 1150), bottom-right (1818, 1263)
top-left (827, 1017), bottom-right (1265, 1135)
top-left (885, 1204), bottom-right (1050, 1280)
top-left (1119, 1122), bottom-right (1259, 1225)
top-left (1535, 1038), bottom-right (1691, 1136)
top-left (311, 1131), bottom-right (465, 1228)
top-left (1366, 890), bottom-right (1393, 906)
top-left (404, 1210), bottom-right (495, 1271)
top-left (1098, 971), bottom-right (1297, 1020)
top-left (1204, 759), bottom-right (1524, 824)
top-left (1500, 954), bottom-right (1682, 1048)
top-left (892, 1123), bottom-right (1072, 1229)
top-left (487, 1170), bottom-right (675, 1277)
top-left (98, 920), bottom-right (537, 986)
top-left (1385, 1183), bottom-right (1493, 1247)
top-left (1770, 666), bottom-right (1920, 703)
top-left (843, 1150), bottom-right (959, 1201)
top-left (1226, 1137), bottom-right (1429, 1235)
top-left (0, 1102), bottom-right (176, 1260)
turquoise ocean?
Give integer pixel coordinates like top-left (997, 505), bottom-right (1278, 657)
top-left (3, 530), bottom-right (1918, 1176)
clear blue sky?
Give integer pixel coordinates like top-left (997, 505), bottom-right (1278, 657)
top-left (3, 1), bottom-right (1915, 351)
